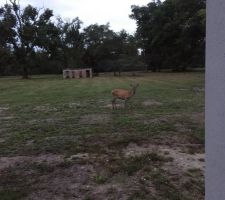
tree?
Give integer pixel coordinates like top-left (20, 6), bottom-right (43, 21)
top-left (83, 25), bottom-right (141, 75)
top-left (55, 17), bottom-right (84, 69)
top-left (130, 0), bottom-right (206, 72)
top-left (83, 23), bottom-right (116, 73)
top-left (109, 30), bottom-right (141, 75)
top-left (0, 0), bottom-right (54, 78)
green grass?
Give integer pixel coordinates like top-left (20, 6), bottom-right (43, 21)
top-left (0, 189), bottom-right (26, 200)
top-left (0, 72), bottom-right (205, 199)
top-left (118, 153), bottom-right (172, 176)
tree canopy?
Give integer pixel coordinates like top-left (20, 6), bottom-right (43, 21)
top-left (0, 0), bottom-right (206, 77)
top-left (0, 0), bottom-right (55, 78)
top-left (130, 0), bottom-right (206, 71)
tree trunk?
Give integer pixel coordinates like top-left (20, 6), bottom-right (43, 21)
top-left (152, 66), bottom-right (157, 72)
top-left (157, 66), bottom-right (161, 72)
top-left (22, 65), bottom-right (29, 79)
top-left (182, 66), bottom-right (187, 72)
top-left (146, 64), bottom-right (149, 72)
top-left (20, 55), bottom-right (29, 79)
top-left (63, 51), bottom-right (68, 69)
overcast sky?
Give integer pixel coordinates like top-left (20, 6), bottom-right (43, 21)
top-left (0, 0), bottom-right (151, 34)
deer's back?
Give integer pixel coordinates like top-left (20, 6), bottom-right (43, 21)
top-left (112, 89), bottom-right (131, 100)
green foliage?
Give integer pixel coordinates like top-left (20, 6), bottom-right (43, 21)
top-left (94, 174), bottom-right (108, 184)
top-left (0, 0), bottom-right (54, 78)
top-left (120, 153), bottom-right (169, 175)
top-left (83, 24), bottom-right (140, 73)
top-left (130, 0), bottom-right (206, 72)
top-left (55, 17), bottom-right (84, 69)
top-left (0, 189), bottom-right (26, 200)
top-left (0, 0), bottom-right (206, 76)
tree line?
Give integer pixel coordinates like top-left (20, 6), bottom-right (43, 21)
top-left (131, 0), bottom-right (206, 72)
top-left (0, 0), bottom-right (205, 78)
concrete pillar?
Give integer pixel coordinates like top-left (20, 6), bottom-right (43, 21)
top-left (69, 70), bottom-right (73, 78)
top-left (74, 70), bottom-right (80, 78)
top-left (63, 70), bottom-right (71, 79)
top-left (72, 70), bottom-right (75, 78)
top-left (206, 0), bottom-right (225, 199)
top-left (89, 69), bottom-right (93, 78)
top-left (62, 70), bottom-right (66, 79)
top-left (82, 70), bottom-right (86, 78)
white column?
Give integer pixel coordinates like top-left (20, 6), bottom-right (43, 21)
top-left (206, 0), bottom-right (225, 199)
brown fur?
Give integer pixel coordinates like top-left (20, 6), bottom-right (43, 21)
top-left (111, 84), bottom-right (139, 109)
top-left (112, 89), bottom-right (133, 100)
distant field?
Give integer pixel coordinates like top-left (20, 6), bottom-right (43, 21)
top-left (0, 72), bottom-right (205, 200)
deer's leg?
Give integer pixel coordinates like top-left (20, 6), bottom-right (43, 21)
top-left (112, 99), bottom-right (114, 110)
top-left (125, 98), bottom-right (131, 109)
top-left (112, 97), bottom-right (116, 110)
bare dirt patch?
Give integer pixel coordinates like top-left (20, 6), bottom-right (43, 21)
top-left (0, 107), bottom-right (9, 112)
top-left (68, 102), bottom-right (82, 108)
top-left (79, 114), bottom-right (111, 125)
top-left (0, 138), bottom-right (6, 143)
top-left (176, 88), bottom-right (189, 91)
top-left (28, 118), bottom-right (61, 125)
top-left (25, 164), bottom-right (95, 200)
top-left (91, 183), bottom-right (127, 200)
top-left (161, 147), bottom-right (205, 171)
top-left (123, 143), bottom-right (205, 172)
top-left (143, 117), bottom-right (169, 125)
top-left (0, 107), bottom-right (13, 120)
top-left (142, 100), bottom-right (162, 107)
top-left (66, 153), bottom-right (90, 161)
top-left (190, 112), bottom-right (205, 123)
top-left (193, 87), bottom-right (205, 92)
top-left (44, 135), bottom-right (81, 141)
top-left (175, 123), bottom-right (192, 133)
top-left (0, 116), bottom-right (14, 120)
top-left (0, 154), bottom-right (64, 171)
top-left (33, 105), bottom-right (58, 112)
top-left (103, 103), bottom-right (124, 109)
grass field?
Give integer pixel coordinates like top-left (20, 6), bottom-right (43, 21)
top-left (0, 72), bottom-right (205, 200)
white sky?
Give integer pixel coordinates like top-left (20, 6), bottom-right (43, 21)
top-left (1, 0), bottom-right (151, 34)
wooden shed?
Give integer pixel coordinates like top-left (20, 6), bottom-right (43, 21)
top-left (63, 68), bottom-right (93, 79)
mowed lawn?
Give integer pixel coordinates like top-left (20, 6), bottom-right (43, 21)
top-left (0, 72), bottom-right (205, 200)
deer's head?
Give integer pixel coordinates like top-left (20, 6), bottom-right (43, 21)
top-left (130, 83), bottom-right (139, 94)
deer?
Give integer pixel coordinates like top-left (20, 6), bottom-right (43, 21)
top-left (111, 83), bottom-right (139, 109)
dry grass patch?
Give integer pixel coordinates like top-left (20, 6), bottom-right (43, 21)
top-left (79, 114), bottom-right (111, 125)
top-left (103, 103), bottom-right (124, 109)
top-left (0, 154), bottom-right (64, 171)
top-left (24, 164), bottom-right (95, 200)
top-left (142, 100), bottom-right (162, 107)
top-left (123, 143), bottom-right (205, 172)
